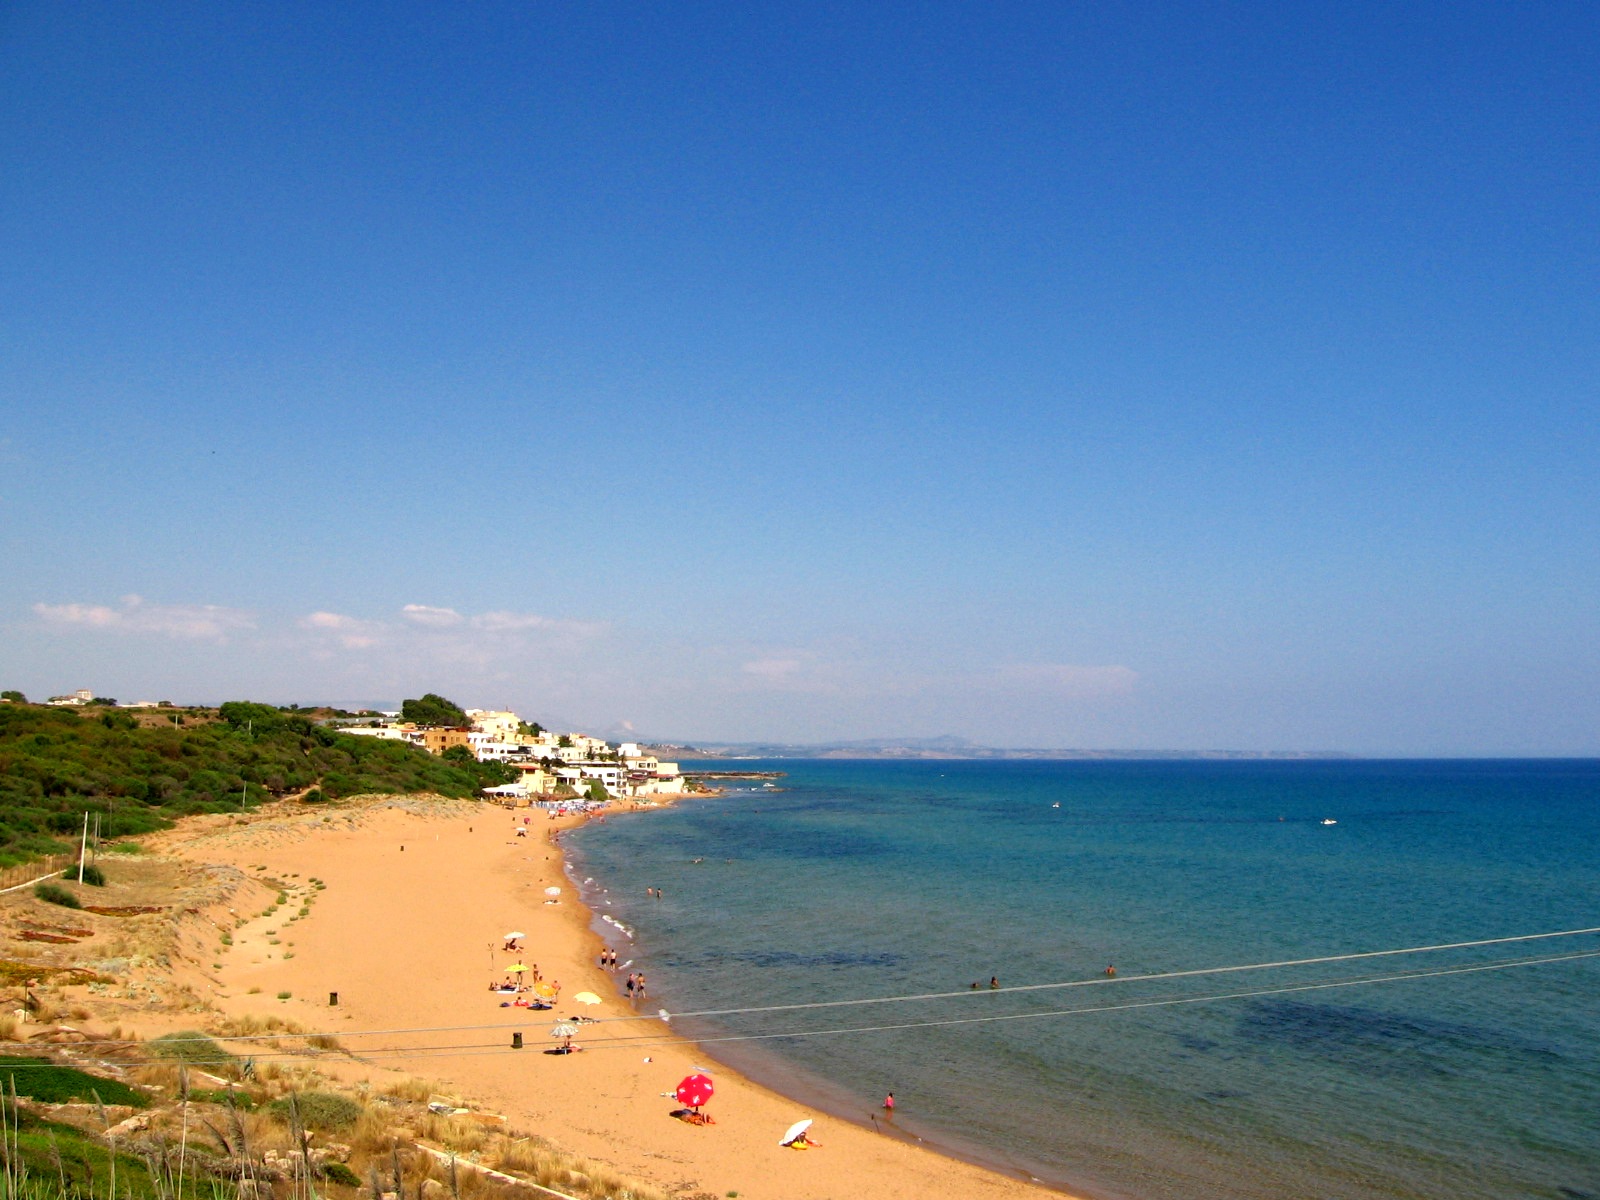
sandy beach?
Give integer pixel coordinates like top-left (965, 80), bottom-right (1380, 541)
top-left (152, 798), bottom-right (1077, 1200)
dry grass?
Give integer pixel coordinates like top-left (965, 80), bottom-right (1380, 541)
top-left (378, 1075), bottom-right (447, 1103)
top-left (486, 1135), bottom-right (674, 1200)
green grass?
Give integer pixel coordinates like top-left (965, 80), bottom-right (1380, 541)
top-left (4, 1106), bottom-right (197, 1200)
top-left (0, 1057), bottom-right (148, 1107)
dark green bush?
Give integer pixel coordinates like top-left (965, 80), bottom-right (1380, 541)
top-left (33, 883), bottom-right (80, 909)
top-left (321, 1161), bottom-right (362, 1187)
top-left (63, 864), bottom-right (105, 886)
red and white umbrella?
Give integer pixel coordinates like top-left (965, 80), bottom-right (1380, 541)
top-left (674, 1073), bottom-right (714, 1111)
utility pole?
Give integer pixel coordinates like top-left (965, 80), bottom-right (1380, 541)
top-left (77, 812), bottom-right (88, 883)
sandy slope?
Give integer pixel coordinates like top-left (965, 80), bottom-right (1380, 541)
top-left (154, 799), bottom-right (1075, 1200)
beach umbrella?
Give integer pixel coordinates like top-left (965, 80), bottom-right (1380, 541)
top-left (572, 991), bottom-right (602, 1006)
top-left (675, 1073), bottom-right (714, 1111)
top-left (544, 886), bottom-right (562, 896)
top-left (533, 981), bottom-right (557, 999)
top-left (507, 963), bottom-right (529, 974)
top-left (779, 1119), bottom-right (813, 1147)
top-left (549, 1022), bottom-right (579, 1039)
top-left (503, 931), bottom-right (525, 940)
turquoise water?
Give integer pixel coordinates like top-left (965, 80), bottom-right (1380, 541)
top-left (566, 760), bottom-right (1600, 1200)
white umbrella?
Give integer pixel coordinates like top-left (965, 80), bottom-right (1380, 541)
top-left (779, 1119), bottom-right (813, 1146)
top-left (504, 931), bottom-right (526, 940)
top-left (549, 1022), bottom-right (579, 1039)
top-left (544, 886), bottom-right (562, 896)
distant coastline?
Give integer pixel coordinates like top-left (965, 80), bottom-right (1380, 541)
top-left (660, 736), bottom-right (1356, 761)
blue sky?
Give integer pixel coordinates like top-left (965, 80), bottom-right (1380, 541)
top-left (3, 2), bottom-right (1596, 753)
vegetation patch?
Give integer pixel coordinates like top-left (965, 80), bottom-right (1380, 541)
top-left (62, 865), bottom-right (106, 887)
top-left (0, 699), bottom-right (503, 864)
top-left (33, 883), bottom-right (81, 909)
top-left (188, 1087), bottom-right (255, 1108)
top-left (145, 1031), bottom-right (233, 1070)
top-left (267, 1090), bottom-right (363, 1131)
top-left (0, 961), bottom-right (110, 988)
top-left (0, 1055), bottom-right (149, 1107)
top-left (0, 1106), bottom-right (168, 1199)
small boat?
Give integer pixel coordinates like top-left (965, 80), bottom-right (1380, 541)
top-left (1051, 802), bottom-right (1061, 809)
top-left (1321, 818), bottom-right (1337, 825)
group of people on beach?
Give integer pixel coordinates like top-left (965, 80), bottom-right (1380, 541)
top-left (597, 945), bottom-right (647, 999)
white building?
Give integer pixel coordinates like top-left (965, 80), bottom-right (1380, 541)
top-left (466, 709), bottom-right (524, 743)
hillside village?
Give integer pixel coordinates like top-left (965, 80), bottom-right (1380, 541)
top-left (332, 706), bottom-right (686, 803)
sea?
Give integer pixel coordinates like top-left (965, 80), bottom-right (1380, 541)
top-left (564, 759), bottom-right (1600, 1200)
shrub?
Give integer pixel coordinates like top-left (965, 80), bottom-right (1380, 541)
top-left (34, 883), bottom-right (80, 909)
top-left (268, 1090), bottom-right (363, 1131)
top-left (301, 788), bottom-right (326, 803)
top-left (63, 864), bottom-right (105, 886)
top-left (321, 1161), bottom-right (361, 1187)
top-left (146, 1030), bottom-right (233, 1069)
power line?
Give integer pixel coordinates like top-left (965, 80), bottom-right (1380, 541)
top-left (154, 945), bottom-right (1600, 1065)
top-left (155, 923), bottom-right (1600, 1049)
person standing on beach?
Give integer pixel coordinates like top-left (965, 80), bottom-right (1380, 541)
top-left (626, 972), bottom-right (637, 998)
top-left (883, 1093), bottom-right (895, 1115)
top-left (636, 972), bottom-right (647, 999)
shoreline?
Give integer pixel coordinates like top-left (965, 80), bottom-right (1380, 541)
top-left (562, 795), bottom-right (1092, 1194)
top-left (159, 796), bottom-right (1079, 1200)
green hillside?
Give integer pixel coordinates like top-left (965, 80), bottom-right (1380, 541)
top-left (0, 701), bottom-right (506, 865)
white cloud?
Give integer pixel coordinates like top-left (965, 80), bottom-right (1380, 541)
top-left (294, 605), bottom-right (607, 658)
top-left (470, 611), bottom-right (607, 639)
top-left (34, 597), bottom-right (257, 642)
top-left (402, 604), bottom-right (464, 628)
top-left (298, 611), bottom-right (383, 649)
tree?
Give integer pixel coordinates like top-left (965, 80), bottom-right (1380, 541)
top-left (440, 745), bottom-right (477, 767)
top-left (401, 693), bottom-right (468, 727)
top-left (218, 701), bottom-right (283, 731)
top-left (557, 734), bottom-right (572, 748)
top-left (585, 779), bottom-right (609, 803)
top-left (1, 690), bottom-right (25, 703)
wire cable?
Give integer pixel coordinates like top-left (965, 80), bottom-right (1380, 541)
top-left (170, 946), bottom-right (1600, 1065)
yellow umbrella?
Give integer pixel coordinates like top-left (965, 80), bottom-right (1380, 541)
top-left (507, 963), bottom-right (529, 974)
top-left (572, 991), bottom-right (602, 1006)
top-left (533, 981), bottom-right (557, 999)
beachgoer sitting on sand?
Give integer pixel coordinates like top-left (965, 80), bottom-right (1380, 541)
top-left (786, 1132), bottom-right (821, 1149)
